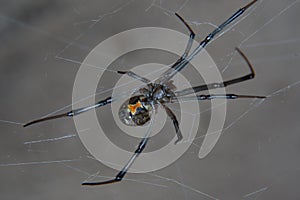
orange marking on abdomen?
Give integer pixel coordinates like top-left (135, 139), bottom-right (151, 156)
top-left (128, 101), bottom-right (142, 115)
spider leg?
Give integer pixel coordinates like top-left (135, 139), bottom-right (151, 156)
top-left (187, 0), bottom-right (258, 59)
top-left (82, 136), bottom-right (149, 186)
top-left (82, 104), bottom-right (156, 186)
top-left (162, 104), bottom-right (183, 144)
top-left (175, 13), bottom-right (196, 59)
top-left (117, 71), bottom-right (151, 84)
top-left (171, 93), bottom-right (265, 103)
top-left (175, 48), bottom-right (257, 97)
top-left (23, 97), bottom-right (112, 127)
top-left (157, 0), bottom-right (258, 85)
top-left (154, 13), bottom-right (195, 84)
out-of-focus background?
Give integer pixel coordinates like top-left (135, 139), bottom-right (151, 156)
top-left (1, 0), bottom-right (300, 199)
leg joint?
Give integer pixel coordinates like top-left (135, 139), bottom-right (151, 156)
top-left (115, 171), bottom-right (126, 181)
top-left (135, 141), bottom-right (146, 154)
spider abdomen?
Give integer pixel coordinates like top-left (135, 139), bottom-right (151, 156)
top-left (118, 95), bottom-right (152, 126)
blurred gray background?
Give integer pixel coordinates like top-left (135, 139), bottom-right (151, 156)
top-left (1, 0), bottom-right (300, 199)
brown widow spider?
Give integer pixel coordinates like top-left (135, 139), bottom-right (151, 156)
top-left (24, 0), bottom-right (265, 186)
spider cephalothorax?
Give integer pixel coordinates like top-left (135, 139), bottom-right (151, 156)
top-left (23, 0), bottom-right (265, 186)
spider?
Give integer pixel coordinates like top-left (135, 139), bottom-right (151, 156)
top-left (24, 0), bottom-right (265, 186)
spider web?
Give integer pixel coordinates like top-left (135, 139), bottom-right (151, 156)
top-left (0, 0), bottom-right (300, 199)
